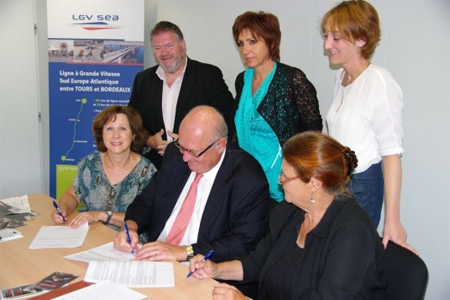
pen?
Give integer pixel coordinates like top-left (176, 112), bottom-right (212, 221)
top-left (186, 249), bottom-right (215, 278)
top-left (123, 221), bottom-right (134, 255)
top-left (52, 200), bottom-right (66, 222)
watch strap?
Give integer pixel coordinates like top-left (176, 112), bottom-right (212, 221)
top-left (104, 211), bottom-right (113, 224)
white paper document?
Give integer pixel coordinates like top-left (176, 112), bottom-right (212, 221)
top-left (0, 195), bottom-right (32, 213)
top-left (64, 242), bottom-right (135, 263)
top-left (52, 282), bottom-right (147, 300)
top-left (85, 260), bottom-right (175, 288)
top-left (29, 222), bottom-right (89, 249)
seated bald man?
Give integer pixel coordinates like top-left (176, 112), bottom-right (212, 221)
top-left (114, 105), bottom-right (271, 263)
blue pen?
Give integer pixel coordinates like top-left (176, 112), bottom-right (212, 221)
top-left (123, 221), bottom-right (134, 255)
top-left (186, 249), bottom-right (215, 278)
top-left (52, 200), bottom-right (66, 222)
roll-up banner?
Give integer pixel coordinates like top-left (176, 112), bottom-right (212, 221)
top-left (47, 0), bottom-right (144, 198)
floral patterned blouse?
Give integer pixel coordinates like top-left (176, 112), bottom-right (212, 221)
top-left (73, 152), bottom-right (156, 229)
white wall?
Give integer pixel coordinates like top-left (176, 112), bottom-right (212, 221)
top-left (0, 0), bottom-right (44, 197)
top-left (1, 0), bottom-right (448, 298)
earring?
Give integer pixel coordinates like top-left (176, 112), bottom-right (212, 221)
top-left (310, 181), bottom-right (316, 204)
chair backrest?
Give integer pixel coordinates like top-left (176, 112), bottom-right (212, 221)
top-left (382, 241), bottom-right (428, 300)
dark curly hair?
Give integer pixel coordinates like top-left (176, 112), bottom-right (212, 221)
top-left (283, 131), bottom-right (358, 196)
top-left (92, 105), bottom-right (148, 153)
top-left (151, 21), bottom-right (184, 42)
top-left (232, 11), bottom-right (281, 62)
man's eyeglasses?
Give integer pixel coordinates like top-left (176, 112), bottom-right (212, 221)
top-left (278, 173), bottom-right (300, 185)
top-left (174, 139), bottom-right (221, 158)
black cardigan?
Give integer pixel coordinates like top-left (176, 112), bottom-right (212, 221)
top-left (233, 62), bottom-right (323, 146)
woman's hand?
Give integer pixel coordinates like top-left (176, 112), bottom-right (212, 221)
top-left (212, 283), bottom-right (250, 300)
top-left (383, 218), bottom-right (419, 255)
top-left (188, 254), bottom-right (218, 279)
top-left (68, 211), bottom-right (101, 228)
top-left (51, 208), bottom-right (67, 224)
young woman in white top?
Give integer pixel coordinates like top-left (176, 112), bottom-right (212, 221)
top-left (321, 0), bottom-right (417, 255)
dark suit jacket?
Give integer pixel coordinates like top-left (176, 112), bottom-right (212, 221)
top-left (125, 142), bottom-right (271, 263)
top-left (128, 58), bottom-right (235, 168)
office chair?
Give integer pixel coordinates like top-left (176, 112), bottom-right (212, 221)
top-left (382, 241), bottom-right (428, 300)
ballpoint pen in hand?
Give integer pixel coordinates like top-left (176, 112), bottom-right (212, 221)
top-left (186, 249), bottom-right (215, 278)
top-left (52, 200), bottom-right (66, 222)
top-left (123, 221), bottom-right (134, 255)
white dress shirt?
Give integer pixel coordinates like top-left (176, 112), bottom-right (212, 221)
top-left (157, 150), bottom-right (226, 245)
top-left (156, 58), bottom-right (187, 142)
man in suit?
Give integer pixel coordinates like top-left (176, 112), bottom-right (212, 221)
top-left (128, 21), bottom-right (235, 169)
top-left (114, 106), bottom-right (270, 263)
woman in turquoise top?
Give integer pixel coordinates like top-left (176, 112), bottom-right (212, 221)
top-left (232, 11), bottom-right (323, 203)
top-left (51, 105), bottom-right (157, 231)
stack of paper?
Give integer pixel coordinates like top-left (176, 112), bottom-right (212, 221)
top-left (0, 195), bottom-right (37, 229)
top-left (64, 242), bottom-right (175, 287)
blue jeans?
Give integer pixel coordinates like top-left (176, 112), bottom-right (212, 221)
top-left (349, 162), bottom-right (384, 227)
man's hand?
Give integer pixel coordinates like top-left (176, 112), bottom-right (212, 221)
top-left (134, 241), bottom-right (186, 261)
top-left (146, 129), bottom-right (165, 149)
top-left (146, 129), bottom-right (171, 156)
top-left (114, 227), bottom-right (139, 253)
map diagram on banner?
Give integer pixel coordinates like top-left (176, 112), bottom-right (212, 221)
top-left (62, 98), bottom-right (87, 161)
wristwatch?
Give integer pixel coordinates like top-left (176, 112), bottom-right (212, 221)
top-left (185, 245), bottom-right (194, 261)
top-left (104, 211), bottom-right (113, 224)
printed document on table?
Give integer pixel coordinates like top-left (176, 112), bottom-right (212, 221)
top-left (85, 260), bottom-right (175, 287)
top-left (29, 222), bottom-right (89, 249)
top-left (53, 282), bottom-right (146, 300)
top-left (64, 242), bottom-right (135, 263)
top-left (0, 195), bottom-right (32, 213)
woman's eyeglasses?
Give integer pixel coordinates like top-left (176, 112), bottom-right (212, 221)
top-left (278, 173), bottom-right (300, 185)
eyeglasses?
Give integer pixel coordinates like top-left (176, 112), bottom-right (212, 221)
top-left (278, 173), bottom-right (300, 185)
top-left (174, 139), bottom-right (221, 158)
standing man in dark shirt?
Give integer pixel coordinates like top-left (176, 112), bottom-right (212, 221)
top-left (128, 21), bottom-right (235, 168)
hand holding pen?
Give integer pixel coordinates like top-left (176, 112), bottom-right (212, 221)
top-left (123, 221), bottom-right (135, 255)
top-left (52, 200), bottom-right (66, 222)
top-left (187, 250), bottom-right (215, 278)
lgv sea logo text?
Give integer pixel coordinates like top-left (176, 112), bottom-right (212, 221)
top-left (71, 14), bottom-right (121, 30)
top-left (72, 15), bottom-right (119, 21)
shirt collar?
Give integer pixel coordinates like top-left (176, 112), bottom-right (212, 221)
top-left (199, 148), bottom-right (226, 185)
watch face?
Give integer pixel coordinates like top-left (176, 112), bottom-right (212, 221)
top-left (104, 211), bottom-right (113, 225)
top-left (186, 246), bottom-right (194, 259)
